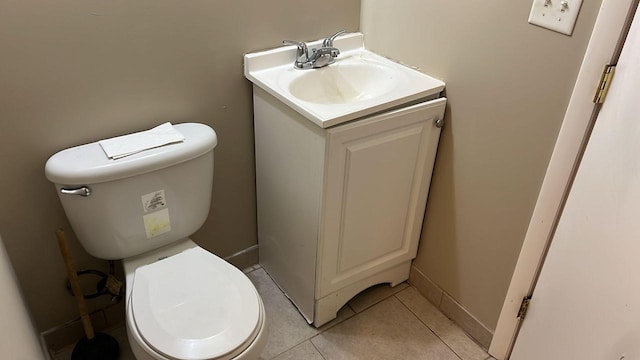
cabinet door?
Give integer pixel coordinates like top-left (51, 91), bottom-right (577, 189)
top-left (317, 98), bottom-right (446, 297)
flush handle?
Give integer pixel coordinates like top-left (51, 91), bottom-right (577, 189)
top-left (60, 186), bottom-right (91, 197)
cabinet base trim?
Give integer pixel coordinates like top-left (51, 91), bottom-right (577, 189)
top-left (314, 261), bottom-right (411, 327)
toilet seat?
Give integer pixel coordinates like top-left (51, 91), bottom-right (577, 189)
top-left (130, 247), bottom-right (262, 360)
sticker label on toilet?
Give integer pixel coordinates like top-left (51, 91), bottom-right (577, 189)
top-left (143, 208), bottom-right (172, 238)
top-left (141, 190), bottom-right (167, 212)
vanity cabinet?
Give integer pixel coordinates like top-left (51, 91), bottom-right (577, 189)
top-left (253, 86), bottom-right (446, 326)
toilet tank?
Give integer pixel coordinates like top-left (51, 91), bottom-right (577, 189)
top-left (45, 123), bottom-right (217, 260)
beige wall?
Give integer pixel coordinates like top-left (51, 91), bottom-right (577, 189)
top-left (0, 0), bottom-right (360, 331)
top-left (362, 0), bottom-right (601, 330)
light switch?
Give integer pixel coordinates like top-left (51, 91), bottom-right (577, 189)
top-left (528, 0), bottom-right (583, 36)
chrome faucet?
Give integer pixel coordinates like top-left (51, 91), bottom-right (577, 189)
top-left (283, 30), bottom-right (346, 69)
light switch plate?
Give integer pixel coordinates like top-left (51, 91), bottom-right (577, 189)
top-left (528, 0), bottom-right (583, 35)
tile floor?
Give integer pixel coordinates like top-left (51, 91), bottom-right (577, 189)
top-left (52, 266), bottom-right (493, 360)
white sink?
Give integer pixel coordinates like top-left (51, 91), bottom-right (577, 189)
top-left (244, 33), bottom-right (445, 128)
top-left (287, 59), bottom-right (400, 104)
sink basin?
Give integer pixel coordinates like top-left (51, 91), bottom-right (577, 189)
top-left (245, 33), bottom-right (445, 128)
top-left (287, 61), bottom-right (400, 104)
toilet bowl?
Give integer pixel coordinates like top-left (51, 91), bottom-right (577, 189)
top-left (123, 240), bottom-right (267, 360)
top-left (45, 123), bottom-right (267, 359)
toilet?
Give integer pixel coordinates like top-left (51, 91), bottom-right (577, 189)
top-left (45, 123), bottom-right (267, 360)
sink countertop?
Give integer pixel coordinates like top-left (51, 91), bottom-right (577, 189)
top-left (244, 33), bottom-right (445, 128)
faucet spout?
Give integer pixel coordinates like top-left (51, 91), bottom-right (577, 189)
top-left (308, 47), bottom-right (340, 68)
top-left (284, 31), bottom-right (347, 69)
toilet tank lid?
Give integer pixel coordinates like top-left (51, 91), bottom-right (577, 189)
top-left (45, 123), bottom-right (217, 185)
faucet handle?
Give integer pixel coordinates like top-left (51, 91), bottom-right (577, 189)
top-left (283, 39), bottom-right (304, 47)
top-left (323, 30), bottom-right (346, 47)
top-left (283, 40), bottom-right (309, 62)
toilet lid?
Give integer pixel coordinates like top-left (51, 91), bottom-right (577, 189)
top-left (131, 247), bottom-right (261, 359)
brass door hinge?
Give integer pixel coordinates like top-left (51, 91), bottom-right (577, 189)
top-left (517, 295), bottom-right (532, 320)
top-left (593, 64), bottom-right (616, 104)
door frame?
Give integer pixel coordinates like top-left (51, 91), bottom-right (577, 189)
top-left (489, 1), bottom-right (639, 358)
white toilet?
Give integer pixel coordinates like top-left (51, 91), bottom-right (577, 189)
top-left (45, 123), bottom-right (268, 360)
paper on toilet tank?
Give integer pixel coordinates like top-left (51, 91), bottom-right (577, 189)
top-left (143, 208), bottom-right (172, 238)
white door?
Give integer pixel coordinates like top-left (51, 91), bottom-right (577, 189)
top-left (510, 5), bottom-right (640, 359)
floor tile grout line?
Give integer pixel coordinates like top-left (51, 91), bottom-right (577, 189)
top-left (244, 265), bottom-right (259, 274)
top-left (264, 303), bottom-right (356, 359)
top-left (306, 294), bottom-right (433, 358)
top-left (317, 306), bottom-right (357, 334)
top-left (259, 278), bottom-right (447, 360)
top-left (402, 285), bottom-right (490, 352)
top-left (393, 292), bottom-right (464, 360)
top-left (310, 337), bottom-right (328, 360)
top-left (313, 291), bottom-right (468, 360)
top-left (267, 346), bottom-right (291, 359)
top-left (282, 284), bottom-right (413, 359)
top-left (267, 315), bottom-right (348, 360)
